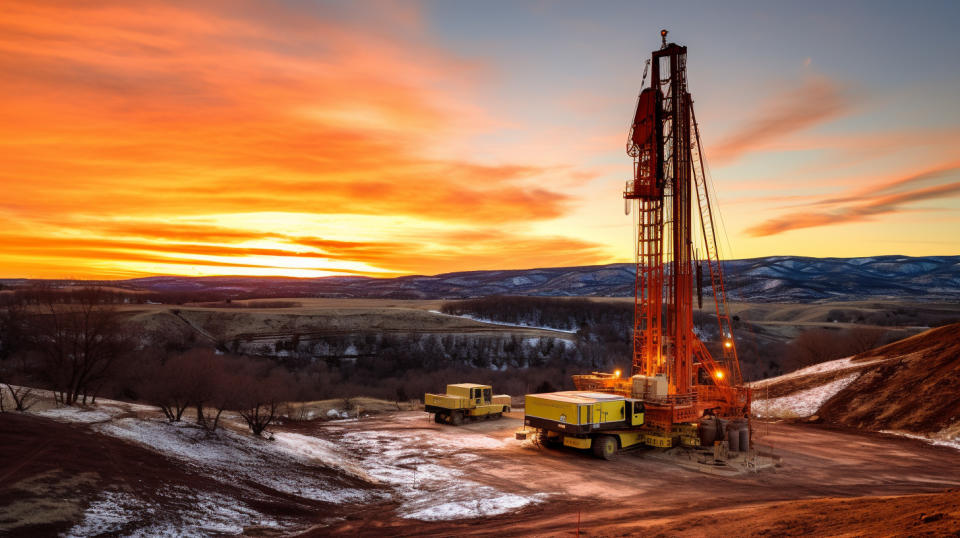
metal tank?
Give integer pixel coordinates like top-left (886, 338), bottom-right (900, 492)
top-left (726, 424), bottom-right (740, 452)
top-left (699, 415), bottom-right (720, 446)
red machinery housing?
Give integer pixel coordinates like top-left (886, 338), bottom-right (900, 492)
top-left (574, 32), bottom-right (749, 432)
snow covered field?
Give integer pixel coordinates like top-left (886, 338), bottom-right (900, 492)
top-left (24, 396), bottom-right (546, 534)
top-left (336, 423), bottom-right (545, 520)
top-left (29, 399), bottom-right (380, 535)
top-left (64, 489), bottom-right (282, 537)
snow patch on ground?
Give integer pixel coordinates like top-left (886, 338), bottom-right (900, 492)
top-left (327, 408), bottom-right (351, 419)
top-left (339, 426), bottom-right (543, 521)
top-left (761, 278), bottom-right (784, 291)
top-left (428, 310), bottom-right (577, 334)
top-left (750, 355), bottom-right (888, 388)
top-left (405, 493), bottom-right (547, 521)
top-left (34, 407), bottom-right (116, 423)
top-left (880, 430), bottom-right (960, 452)
top-left (179, 491), bottom-right (282, 534)
top-left (65, 488), bottom-right (283, 537)
top-left (751, 373), bottom-right (861, 418)
top-left (26, 394), bottom-right (541, 525)
top-left (65, 490), bottom-right (143, 537)
top-left (272, 432), bottom-right (373, 481)
top-left (92, 418), bottom-right (372, 504)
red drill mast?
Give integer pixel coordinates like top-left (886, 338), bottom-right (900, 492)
top-left (575, 31), bottom-right (748, 428)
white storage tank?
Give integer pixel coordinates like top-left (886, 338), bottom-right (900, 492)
top-left (649, 374), bottom-right (668, 399)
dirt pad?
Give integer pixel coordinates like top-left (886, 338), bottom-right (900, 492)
top-left (291, 411), bottom-right (960, 536)
top-left (631, 489), bottom-right (960, 537)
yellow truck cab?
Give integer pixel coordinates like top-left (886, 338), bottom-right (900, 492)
top-left (521, 391), bottom-right (645, 459)
top-left (424, 383), bottom-right (512, 425)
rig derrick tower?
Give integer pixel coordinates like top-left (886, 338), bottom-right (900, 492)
top-left (574, 31), bottom-right (749, 432)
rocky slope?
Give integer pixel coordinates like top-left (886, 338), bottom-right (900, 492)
top-left (751, 323), bottom-right (960, 444)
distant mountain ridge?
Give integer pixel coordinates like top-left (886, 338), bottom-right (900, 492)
top-left (4, 254), bottom-right (949, 303)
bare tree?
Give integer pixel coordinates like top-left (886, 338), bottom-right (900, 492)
top-left (785, 326), bottom-right (887, 371)
top-left (786, 328), bottom-right (843, 369)
top-left (138, 348), bottom-right (243, 429)
top-left (237, 373), bottom-right (288, 437)
top-left (25, 288), bottom-right (134, 406)
top-left (846, 327), bottom-right (886, 355)
top-left (141, 354), bottom-right (195, 422)
top-left (191, 353), bottom-right (240, 432)
top-left (0, 302), bottom-right (26, 361)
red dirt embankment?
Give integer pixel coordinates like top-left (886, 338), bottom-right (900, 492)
top-left (819, 322), bottom-right (960, 433)
top-left (0, 413), bottom-right (348, 535)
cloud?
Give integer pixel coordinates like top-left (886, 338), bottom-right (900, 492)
top-left (0, 1), bottom-right (562, 223)
top-left (745, 165), bottom-right (960, 236)
top-left (711, 75), bottom-right (852, 164)
top-left (0, 1), bottom-right (607, 277)
top-left (0, 226), bottom-right (610, 278)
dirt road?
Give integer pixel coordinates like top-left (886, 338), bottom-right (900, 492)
top-left (294, 411), bottom-right (960, 536)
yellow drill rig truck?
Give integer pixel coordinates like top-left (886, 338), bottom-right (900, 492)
top-left (425, 383), bottom-right (512, 425)
top-left (518, 391), bottom-right (649, 460)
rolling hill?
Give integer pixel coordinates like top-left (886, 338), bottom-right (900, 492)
top-left (4, 255), bottom-right (959, 302)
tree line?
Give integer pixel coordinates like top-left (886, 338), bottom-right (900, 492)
top-left (0, 289), bottom-right (620, 434)
top-left (1, 289), bottom-right (901, 431)
top-left (437, 296), bottom-right (896, 381)
top-left (0, 285), bottom-right (299, 308)
top-left (0, 288), bottom-right (305, 436)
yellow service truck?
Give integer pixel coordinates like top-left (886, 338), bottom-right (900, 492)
top-left (424, 383), bottom-right (512, 425)
top-left (520, 391), bottom-right (645, 460)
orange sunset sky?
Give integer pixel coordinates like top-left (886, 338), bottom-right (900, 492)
top-left (2, 1), bottom-right (959, 279)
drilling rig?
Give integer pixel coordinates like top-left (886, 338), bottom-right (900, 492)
top-left (523, 31), bottom-right (750, 452)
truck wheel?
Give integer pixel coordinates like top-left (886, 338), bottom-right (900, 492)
top-left (451, 411), bottom-right (464, 426)
top-left (433, 413), bottom-right (442, 423)
top-left (593, 435), bottom-right (618, 460)
top-left (538, 429), bottom-right (556, 448)
top-left (502, 406), bottom-right (510, 414)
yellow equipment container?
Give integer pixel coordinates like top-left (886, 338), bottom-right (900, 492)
top-left (522, 391), bottom-right (645, 459)
top-left (425, 383), bottom-right (511, 425)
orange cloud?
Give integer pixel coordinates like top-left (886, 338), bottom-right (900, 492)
top-left (745, 165), bottom-right (960, 236)
top-left (0, 227), bottom-right (609, 278)
top-left (711, 75), bottom-right (852, 164)
top-left (0, 1), bottom-right (606, 278)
